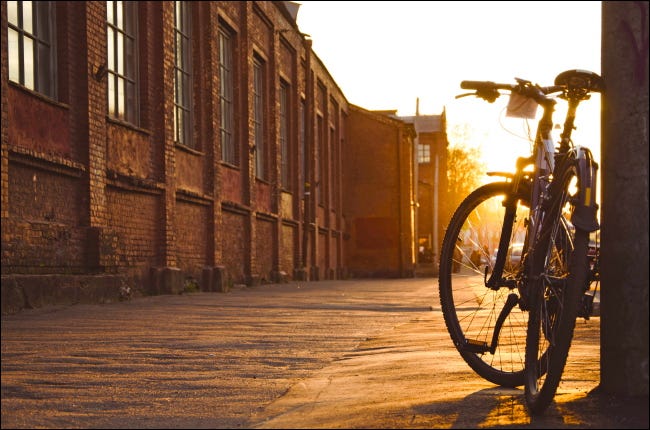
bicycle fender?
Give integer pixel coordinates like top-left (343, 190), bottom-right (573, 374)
top-left (571, 147), bottom-right (599, 232)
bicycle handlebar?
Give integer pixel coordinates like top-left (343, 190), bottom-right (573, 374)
top-left (458, 70), bottom-right (604, 104)
top-left (459, 79), bottom-right (564, 105)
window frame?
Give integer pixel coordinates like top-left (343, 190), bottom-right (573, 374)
top-left (7, 0), bottom-right (57, 99)
top-left (317, 114), bottom-right (324, 205)
top-left (300, 98), bottom-right (307, 196)
top-left (279, 80), bottom-right (291, 190)
top-left (173, 1), bottom-right (193, 148)
top-left (218, 23), bottom-right (237, 165)
top-left (418, 143), bottom-right (431, 164)
top-left (106, 0), bottom-right (139, 125)
top-left (253, 54), bottom-right (267, 180)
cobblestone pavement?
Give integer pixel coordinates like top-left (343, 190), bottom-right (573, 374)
top-left (2, 278), bottom-right (647, 429)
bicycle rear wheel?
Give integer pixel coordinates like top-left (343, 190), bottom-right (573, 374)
top-left (524, 161), bottom-right (591, 414)
top-left (439, 181), bottom-right (530, 387)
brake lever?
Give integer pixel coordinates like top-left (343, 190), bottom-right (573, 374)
top-left (456, 89), bottom-right (501, 103)
top-left (476, 88), bottom-right (500, 103)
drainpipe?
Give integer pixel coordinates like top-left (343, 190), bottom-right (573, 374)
top-left (433, 151), bottom-right (439, 268)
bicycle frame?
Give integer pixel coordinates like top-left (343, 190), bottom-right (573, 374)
top-left (486, 94), bottom-right (556, 292)
top-left (487, 84), bottom-right (600, 297)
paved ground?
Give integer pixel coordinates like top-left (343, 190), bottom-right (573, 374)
top-left (1, 278), bottom-right (647, 429)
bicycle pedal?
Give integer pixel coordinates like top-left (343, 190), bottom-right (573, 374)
top-left (578, 293), bottom-right (595, 319)
top-left (463, 338), bottom-right (489, 354)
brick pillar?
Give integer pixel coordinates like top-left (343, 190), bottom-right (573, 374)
top-left (85, 2), bottom-right (111, 269)
top-left (161, 1), bottom-right (177, 270)
top-left (1, 2), bottom-right (9, 223)
top-left (601, 1), bottom-right (649, 396)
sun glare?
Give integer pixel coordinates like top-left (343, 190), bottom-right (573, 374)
top-left (297, 1), bottom-right (602, 194)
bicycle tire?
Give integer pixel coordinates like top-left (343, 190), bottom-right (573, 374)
top-left (524, 160), bottom-right (591, 414)
top-left (439, 181), bottom-right (531, 387)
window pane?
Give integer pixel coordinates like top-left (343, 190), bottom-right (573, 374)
top-left (116, 1), bottom-right (123, 29)
top-left (107, 1), bottom-right (114, 24)
top-left (175, 33), bottom-right (183, 67)
top-left (23, 1), bottom-right (33, 34)
top-left (38, 41), bottom-right (52, 95)
top-left (174, 108), bottom-right (179, 142)
top-left (8, 29), bottom-right (20, 82)
top-left (108, 74), bottom-right (115, 115)
top-left (126, 81), bottom-right (136, 123)
top-left (23, 37), bottom-right (35, 89)
top-left (117, 33), bottom-right (124, 74)
top-left (8, 1), bottom-right (18, 25)
top-left (117, 77), bottom-right (125, 117)
top-left (176, 110), bottom-right (184, 143)
top-left (182, 73), bottom-right (191, 106)
top-left (125, 37), bottom-right (135, 78)
top-left (36, 2), bottom-right (51, 42)
top-left (183, 110), bottom-right (191, 144)
top-left (175, 1), bottom-right (181, 29)
top-left (124, 2), bottom-right (134, 34)
top-left (175, 69), bottom-right (182, 102)
top-left (107, 28), bottom-right (114, 70)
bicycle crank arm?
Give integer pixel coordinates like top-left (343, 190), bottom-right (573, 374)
top-left (489, 293), bottom-right (520, 354)
top-left (461, 293), bottom-right (520, 355)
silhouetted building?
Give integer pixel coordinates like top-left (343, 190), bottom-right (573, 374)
top-left (399, 111), bottom-right (449, 273)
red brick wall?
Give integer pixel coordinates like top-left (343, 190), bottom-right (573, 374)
top-left (4, 163), bottom-right (85, 272)
top-left (280, 223), bottom-right (296, 275)
top-left (2, 1), bottom-right (354, 311)
top-left (221, 209), bottom-right (247, 285)
top-left (174, 200), bottom-right (209, 280)
top-left (344, 106), bottom-right (415, 277)
top-left (105, 188), bottom-right (162, 273)
top-left (255, 217), bottom-right (274, 281)
top-left (318, 231), bottom-right (327, 279)
top-left (8, 87), bottom-right (71, 157)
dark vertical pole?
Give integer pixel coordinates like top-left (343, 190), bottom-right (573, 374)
top-left (601, 1), bottom-right (649, 396)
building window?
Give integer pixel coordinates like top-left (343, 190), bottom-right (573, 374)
top-left (330, 126), bottom-right (337, 205)
top-left (418, 143), bottom-right (431, 163)
top-left (253, 55), bottom-right (266, 180)
top-left (106, 1), bottom-right (138, 124)
top-left (300, 99), bottom-right (306, 196)
top-left (317, 115), bottom-right (324, 205)
top-left (280, 81), bottom-right (291, 189)
top-left (174, 1), bottom-right (192, 147)
top-left (7, 1), bottom-right (56, 98)
top-left (219, 24), bottom-right (236, 165)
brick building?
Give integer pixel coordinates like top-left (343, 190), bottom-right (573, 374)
top-left (344, 105), bottom-right (417, 278)
top-left (1, 1), bottom-right (448, 313)
top-left (399, 112), bottom-right (449, 274)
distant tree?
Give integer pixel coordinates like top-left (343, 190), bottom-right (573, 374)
top-left (446, 144), bottom-right (486, 211)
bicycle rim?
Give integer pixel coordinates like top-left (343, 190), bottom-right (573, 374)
top-left (439, 182), bottom-right (530, 387)
top-left (525, 163), bottom-right (590, 414)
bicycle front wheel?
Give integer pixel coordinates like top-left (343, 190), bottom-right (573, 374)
top-left (524, 161), bottom-right (591, 414)
top-left (439, 181), bottom-right (530, 387)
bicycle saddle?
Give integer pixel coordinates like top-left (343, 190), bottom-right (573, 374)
top-left (554, 69), bottom-right (605, 93)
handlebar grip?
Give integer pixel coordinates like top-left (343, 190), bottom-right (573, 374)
top-left (460, 80), bottom-right (496, 90)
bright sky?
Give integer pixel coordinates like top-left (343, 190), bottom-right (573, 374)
top-left (295, 1), bottom-right (602, 173)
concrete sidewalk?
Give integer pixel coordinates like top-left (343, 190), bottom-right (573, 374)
top-left (1, 278), bottom-right (647, 429)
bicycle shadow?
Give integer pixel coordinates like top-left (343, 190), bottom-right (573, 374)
top-left (411, 385), bottom-right (648, 429)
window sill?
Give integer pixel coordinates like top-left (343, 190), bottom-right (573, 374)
top-left (8, 81), bottom-right (69, 110)
top-left (175, 143), bottom-right (204, 156)
top-left (106, 116), bottom-right (151, 136)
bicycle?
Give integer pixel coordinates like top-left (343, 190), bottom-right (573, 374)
top-left (438, 69), bottom-right (604, 414)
